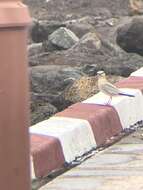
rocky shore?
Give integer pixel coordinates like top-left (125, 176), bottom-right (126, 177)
top-left (24, 0), bottom-right (143, 124)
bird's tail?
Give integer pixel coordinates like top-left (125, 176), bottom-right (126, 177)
top-left (118, 92), bottom-right (135, 97)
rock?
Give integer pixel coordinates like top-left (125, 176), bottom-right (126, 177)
top-left (28, 50), bottom-right (66, 66)
top-left (30, 20), bottom-right (48, 43)
top-left (30, 65), bottom-right (84, 110)
top-left (49, 27), bottom-right (79, 50)
top-left (30, 65), bottom-right (83, 93)
top-left (31, 92), bottom-right (72, 112)
top-left (63, 31), bottom-right (103, 62)
top-left (116, 17), bottom-right (143, 56)
top-left (28, 43), bottom-right (43, 57)
top-left (82, 64), bottom-right (99, 76)
top-left (25, 0), bottom-right (143, 126)
top-left (28, 42), bottom-right (46, 66)
top-left (28, 42), bottom-right (61, 66)
top-left (25, 0), bottom-right (131, 22)
top-left (78, 32), bottom-right (101, 50)
top-left (28, 27), bottom-right (143, 76)
top-left (67, 23), bottom-right (94, 38)
top-left (44, 0), bottom-right (128, 19)
top-left (31, 102), bottom-right (57, 125)
top-left (105, 18), bottom-right (118, 27)
top-left (64, 76), bottom-right (98, 102)
top-left (64, 74), bottom-right (124, 103)
top-left (42, 40), bottom-right (63, 52)
top-left (57, 34), bottom-right (143, 76)
top-left (129, 0), bottom-right (143, 15)
top-left (30, 20), bottom-right (66, 43)
top-left (92, 7), bottom-right (113, 19)
top-left (65, 16), bottom-right (98, 26)
top-left (45, 0), bottom-right (119, 19)
top-left (30, 65), bottom-right (83, 92)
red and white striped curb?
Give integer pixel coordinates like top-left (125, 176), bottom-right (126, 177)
top-left (30, 67), bottom-right (143, 179)
top-left (130, 67), bottom-right (143, 77)
top-left (83, 88), bottom-right (143, 129)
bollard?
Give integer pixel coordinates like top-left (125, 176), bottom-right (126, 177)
top-left (0, 1), bottom-right (31, 190)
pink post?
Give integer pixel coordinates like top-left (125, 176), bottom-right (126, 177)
top-left (0, 1), bottom-right (31, 190)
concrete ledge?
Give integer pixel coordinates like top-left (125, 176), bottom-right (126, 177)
top-left (30, 68), bottom-right (143, 179)
top-left (39, 131), bottom-right (143, 190)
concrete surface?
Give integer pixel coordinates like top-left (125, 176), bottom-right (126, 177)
top-left (39, 129), bottom-right (143, 190)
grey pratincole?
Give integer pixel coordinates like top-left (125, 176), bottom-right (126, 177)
top-left (97, 70), bottom-right (135, 104)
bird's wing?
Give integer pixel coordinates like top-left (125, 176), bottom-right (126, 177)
top-left (100, 82), bottom-right (120, 95)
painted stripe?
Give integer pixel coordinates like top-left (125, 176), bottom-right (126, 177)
top-left (130, 67), bottom-right (143, 77)
top-left (56, 103), bottom-right (122, 146)
top-left (116, 76), bottom-right (143, 92)
top-left (30, 134), bottom-right (65, 178)
top-left (30, 117), bottom-right (96, 163)
top-left (83, 88), bottom-right (143, 129)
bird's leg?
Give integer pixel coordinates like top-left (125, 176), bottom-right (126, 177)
top-left (106, 95), bottom-right (112, 105)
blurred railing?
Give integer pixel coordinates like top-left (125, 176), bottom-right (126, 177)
top-left (0, 1), bottom-right (31, 189)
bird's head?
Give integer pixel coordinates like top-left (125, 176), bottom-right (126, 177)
top-left (97, 70), bottom-right (106, 78)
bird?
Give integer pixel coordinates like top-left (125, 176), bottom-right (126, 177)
top-left (97, 70), bottom-right (135, 104)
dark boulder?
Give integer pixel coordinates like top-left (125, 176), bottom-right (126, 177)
top-left (116, 17), bottom-right (143, 56)
top-left (31, 102), bottom-right (58, 125)
top-left (30, 20), bottom-right (66, 43)
top-left (30, 65), bottom-right (84, 111)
